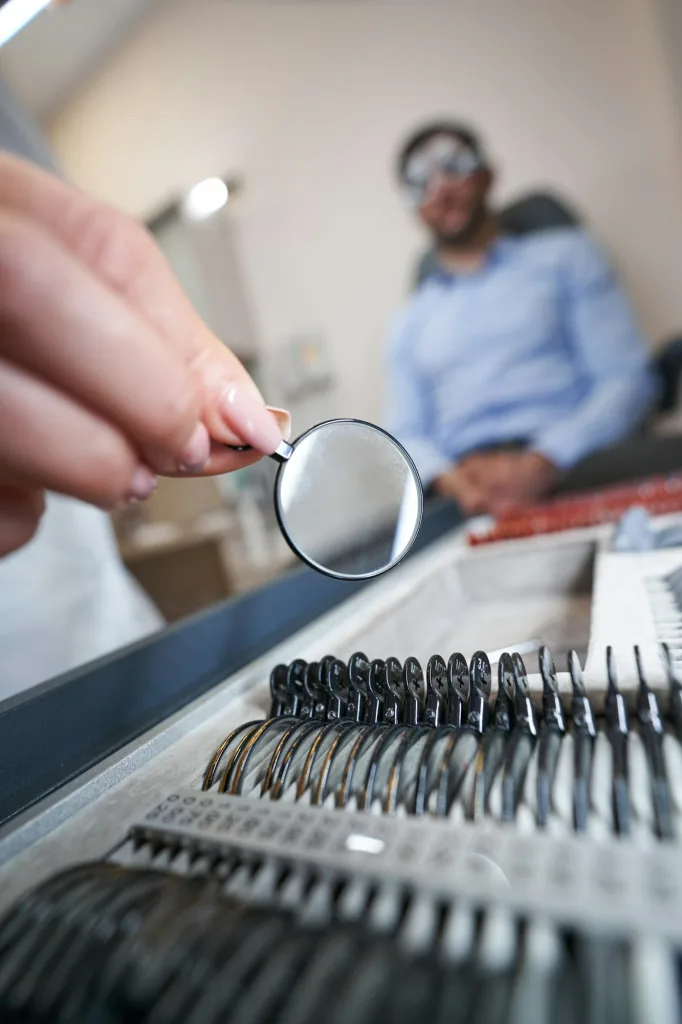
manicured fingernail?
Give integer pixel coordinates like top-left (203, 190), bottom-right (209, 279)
top-left (267, 407), bottom-right (292, 441)
top-left (128, 465), bottom-right (157, 501)
top-left (178, 422), bottom-right (210, 472)
top-left (221, 385), bottom-right (283, 454)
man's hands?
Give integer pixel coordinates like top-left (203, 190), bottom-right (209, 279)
top-left (432, 464), bottom-right (487, 516)
top-left (434, 450), bottom-right (558, 517)
top-left (0, 154), bottom-right (289, 556)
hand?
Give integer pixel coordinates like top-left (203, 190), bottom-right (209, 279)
top-left (433, 464), bottom-right (489, 516)
top-left (460, 450), bottom-right (558, 515)
top-left (0, 154), bottom-right (289, 556)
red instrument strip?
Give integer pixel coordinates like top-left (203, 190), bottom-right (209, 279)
top-left (467, 474), bottom-right (682, 546)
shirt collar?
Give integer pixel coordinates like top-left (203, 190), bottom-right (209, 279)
top-left (431, 233), bottom-right (515, 284)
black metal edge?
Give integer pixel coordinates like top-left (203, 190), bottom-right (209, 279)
top-left (0, 498), bottom-right (461, 827)
top-left (273, 418), bottom-right (424, 581)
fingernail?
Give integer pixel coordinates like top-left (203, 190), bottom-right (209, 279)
top-left (128, 465), bottom-right (157, 501)
top-left (267, 406), bottom-right (292, 441)
top-left (221, 385), bottom-right (283, 454)
top-left (178, 422), bottom-right (210, 472)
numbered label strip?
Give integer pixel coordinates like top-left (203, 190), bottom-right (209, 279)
top-left (129, 791), bottom-right (682, 943)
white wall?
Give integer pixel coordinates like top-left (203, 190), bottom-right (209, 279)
top-left (48, 0), bottom-right (682, 427)
top-left (653, 0), bottom-right (682, 138)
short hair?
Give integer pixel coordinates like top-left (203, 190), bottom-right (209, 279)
top-left (396, 121), bottom-right (487, 182)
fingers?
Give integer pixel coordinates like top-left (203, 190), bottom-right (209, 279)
top-left (460, 454), bottom-right (511, 489)
top-left (487, 496), bottom-right (518, 518)
top-left (0, 155), bottom-right (284, 454)
top-left (165, 408), bottom-right (292, 477)
top-left (0, 154), bottom-right (290, 563)
top-left (163, 443), bottom-right (263, 478)
top-left (0, 210), bottom-right (210, 475)
top-left (457, 485), bottom-right (488, 516)
top-left (0, 355), bottom-right (155, 509)
top-left (443, 455), bottom-right (554, 518)
top-left (434, 467), bottom-right (488, 515)
top-left (459, 455), bottom-right (522, 512)
top-left (453, 465), bottom-right (489, 515)
top-left (0, 484), bottom-right (45, 557)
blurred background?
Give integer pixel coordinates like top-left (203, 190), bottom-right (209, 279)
top-left (3, 0), bottom-right (682, 621)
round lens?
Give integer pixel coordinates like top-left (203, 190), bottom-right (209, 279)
top-left (274, 420), bottom-right (423, 580)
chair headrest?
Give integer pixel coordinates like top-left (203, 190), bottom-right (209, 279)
top-left (499, 191), bottom-right (580, 235)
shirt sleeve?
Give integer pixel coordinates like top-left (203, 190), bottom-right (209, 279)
top-left (531, 232), bottom-right (659, 469)
top-left (385, 306), bottom-right (451, 487)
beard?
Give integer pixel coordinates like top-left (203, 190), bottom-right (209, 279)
top-left (433, 199), bottom-right (489, 249)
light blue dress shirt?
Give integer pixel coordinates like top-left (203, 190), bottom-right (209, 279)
top-left (386, 229), bottom-right (658, 485)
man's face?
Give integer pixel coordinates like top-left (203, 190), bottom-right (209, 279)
top-left (403, 133), bottom-right (493, 246)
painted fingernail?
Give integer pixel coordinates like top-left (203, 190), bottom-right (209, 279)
top-left (220, 385), bottom-right (283, 454)
top-left (267, 406), bottom-right (292, 441)
top-left (178, 421), bottom-right (210, 472)
top-left (128, 465), bottom-right (157, 501)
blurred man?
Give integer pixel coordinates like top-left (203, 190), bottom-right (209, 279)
top-left (386, 120), bottom-right (681, 517)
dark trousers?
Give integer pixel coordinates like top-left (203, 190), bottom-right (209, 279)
top-left (557, 435), bottom-right (682, 493)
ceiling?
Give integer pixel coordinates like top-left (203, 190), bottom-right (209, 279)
top-left (0, 0), bottom-right (370, 123)
top-left (0, 0), bottom-right (164, 121)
